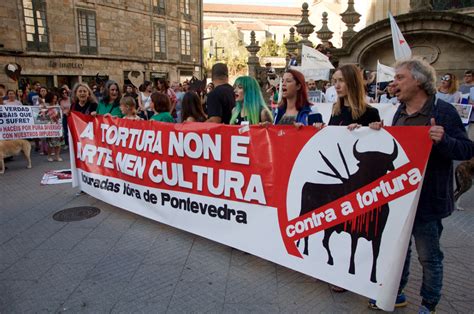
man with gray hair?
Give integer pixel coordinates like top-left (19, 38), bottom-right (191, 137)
top-left (369, 58), bottom-right (473, 313)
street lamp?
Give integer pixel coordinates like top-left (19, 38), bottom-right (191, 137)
top-left (214, 42), bottom-right (225, 61)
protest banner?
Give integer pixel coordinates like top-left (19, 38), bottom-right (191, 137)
top-left (69, 113), bottom-right (432, 311)
top-left (0, 105), bottom-right (63, 140)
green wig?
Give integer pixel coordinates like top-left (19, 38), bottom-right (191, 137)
top-left (230, 76), bottom-right (272, 125)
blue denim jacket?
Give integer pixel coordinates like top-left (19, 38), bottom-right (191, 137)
top-left (274, 103), bottom-right (312, 125)
top-left (393, 97), bottom-right (474, 222)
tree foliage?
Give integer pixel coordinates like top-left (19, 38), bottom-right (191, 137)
top-left (258, 39), bottom-right (279, 57)
top-left (203, 26), bottom-right (248, 78)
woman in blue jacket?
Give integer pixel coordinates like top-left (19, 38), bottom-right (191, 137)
top-left (274, 69), bottom-right (313, 126)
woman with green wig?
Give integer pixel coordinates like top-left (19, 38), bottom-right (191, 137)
top-left (231, 76), bottom-right (273, 125)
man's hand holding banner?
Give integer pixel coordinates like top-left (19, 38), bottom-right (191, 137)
top-left (69, 113), bottom-right (432, 311)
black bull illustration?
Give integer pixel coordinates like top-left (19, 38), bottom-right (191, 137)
top-left (297, 140), bottom-right (398, 283)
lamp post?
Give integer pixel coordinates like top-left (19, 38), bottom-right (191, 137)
top-left (214, 42), bottom-right (225, 61)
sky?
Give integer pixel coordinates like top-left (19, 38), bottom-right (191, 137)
top-left (204, 0), bottom-right (297, 6)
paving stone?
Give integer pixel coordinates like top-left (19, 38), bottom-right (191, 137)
top-left (167, 281), bottom-right (226, 313)
top-left (111, 299), bottom-right (170, 313)
top-left (276, 265), bottom-right (319, 284)
top-left (225, 265), bottom-right (278, 304)
top-left (119, 263), bottom-right (181, 303)
top-left (61, 279), bottom-right (129, 310)
top-left (142, 235), bottom-right (193, 265)
top-left (84, 249), bottom-right (143, 282)
top-left (223, 302), bottom-right (280, 313)
top-left (278, 282), bottom-right (333, 312)
top-left (1, 151), bottom-right (473, 312)
top-left (0, 249), bottom-right (63, 280)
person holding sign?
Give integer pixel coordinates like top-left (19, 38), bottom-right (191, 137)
top-left (369, 58), bottom-right (473, 313)
top-left (230, 76), bottom-right (272, 125)
top-left (71, 83), bottom-right (98, 116)
top-left (273, 69), bottom-right (313, 126)
top-left (96, 80), bottom-right (123, 118)
top-left (318, 64), bottom-right (380, 131)
top-left (313, 64), bottom-right (380, 293)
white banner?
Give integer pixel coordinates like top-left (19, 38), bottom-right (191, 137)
top-left (377, 61), bottom-right (395, 83)
top-left (290, 45), bottom-right (334, 81)
top-left (68, 113), bottom-right (433, 311)
top-left (301, 45), bottom-right (334, 69)
top-left (0, 105), bottom-right (63, 140)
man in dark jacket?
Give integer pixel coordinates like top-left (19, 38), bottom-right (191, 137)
top-left (369, 58), bottom-right (473, 313)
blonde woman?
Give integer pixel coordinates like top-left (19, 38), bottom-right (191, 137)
top-left (436, 73), bottom-right (462, 104)
top-left (70, 83), bottom-right (98, 115)
top-left (328, 64), bottom-right (380, 129)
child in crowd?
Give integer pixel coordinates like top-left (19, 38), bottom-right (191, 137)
top-left (149, 92), bottom-right (175, 123)
top-left (120, 96), bottom-right (142, 120)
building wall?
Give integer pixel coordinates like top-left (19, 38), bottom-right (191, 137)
top-left (0, 0), bottom-right (203, 90)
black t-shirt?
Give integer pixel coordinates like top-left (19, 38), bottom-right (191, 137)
top-left (72, 101), bottom-right (98, 115)
top-left (206, 83), bottom-right (235, 124)
top-left (329, 105), bottom-right (380, 126)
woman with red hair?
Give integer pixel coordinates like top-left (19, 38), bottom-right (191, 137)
top-left (273, 69), bottom-right (313, 125)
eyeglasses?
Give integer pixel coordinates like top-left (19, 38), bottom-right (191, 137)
top-left (441, 75), bottom-right (451, 81)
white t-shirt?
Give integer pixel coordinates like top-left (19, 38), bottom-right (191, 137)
top-left (379, 94), bottom-right (399, 105)
top-left (3, 100), bottom-right (22, 106)
top-left (140, 92), bottom-right (152, 110)
top-left (436, 91), bottom-right (462, 104)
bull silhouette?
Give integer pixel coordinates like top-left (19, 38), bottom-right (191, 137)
top-left (297, 139), bottom-right (398, 283)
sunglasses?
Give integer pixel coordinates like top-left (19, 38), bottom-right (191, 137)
top-left (441, 75), bottom-right (451, 81)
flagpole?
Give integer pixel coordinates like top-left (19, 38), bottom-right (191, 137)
top-left (375, 60), bottom-right (379, 102)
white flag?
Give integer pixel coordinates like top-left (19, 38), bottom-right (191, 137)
top-left (301, 45), bottom-right (334, 69)
top-left (289, 66), bottom-right (331, 81)
top-left (377, 60), bottom-right (395, 83)
top-left (389, 12), bottom-right (412, 61)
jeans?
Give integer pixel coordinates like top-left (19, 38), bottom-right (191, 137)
top-left (399, 219), bottom-right (444, 307)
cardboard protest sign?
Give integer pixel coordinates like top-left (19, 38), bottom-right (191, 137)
top-left (69, 113), bottom-right (432, 310)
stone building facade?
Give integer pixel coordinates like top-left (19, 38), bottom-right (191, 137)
top-left (203, 4), bottom-right (301, 46)
top-left (0, 0), bottom-right (203, 90)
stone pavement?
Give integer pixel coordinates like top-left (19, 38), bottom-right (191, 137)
top-left (1, 151), bottom-right (473, 313)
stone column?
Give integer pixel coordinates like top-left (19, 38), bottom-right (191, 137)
top-left (316, 12), bottom-right (334, 46)
top-left (285, 27), bottom-right (298, 56)
top-left (295, 2), bottom-right (315, 63)
top-left (245, 31), bottom-right (261, 78)
top-left (341, 0), bottom-right (361, 47)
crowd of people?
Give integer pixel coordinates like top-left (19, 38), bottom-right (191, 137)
top-left (0, 57), bottom-right (473, 314)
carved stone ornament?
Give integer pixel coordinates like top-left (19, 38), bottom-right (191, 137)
top-left (411, 44), bottom-right (440, 64)
top-left (410, 0), bottom-right (433, 12)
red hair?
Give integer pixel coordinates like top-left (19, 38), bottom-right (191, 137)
top-left (279, 69), bottom-right (309, 111)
